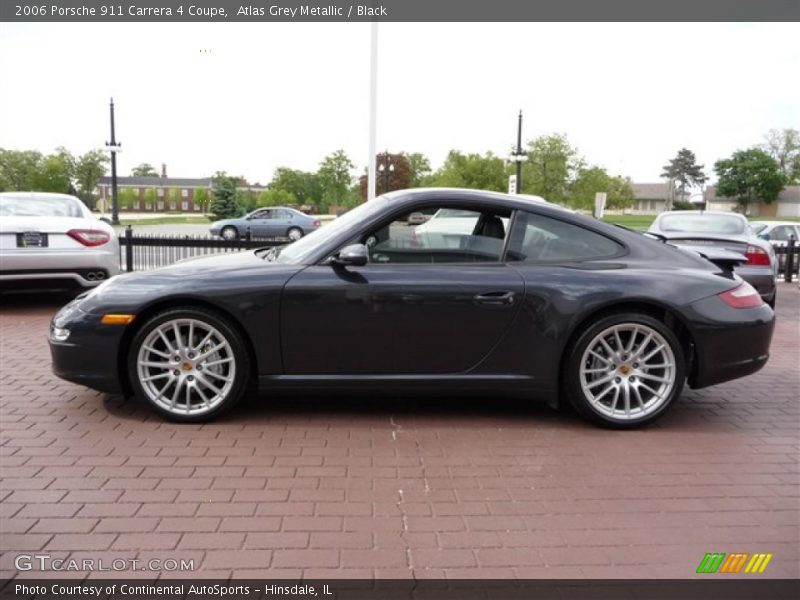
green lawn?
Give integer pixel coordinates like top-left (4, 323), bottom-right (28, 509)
top-left (116, 216), bottom-right (211, 226)
top-left (601, 214), bottom-right (800, 231)
top-left (601, 215), bottom-right (656, 230)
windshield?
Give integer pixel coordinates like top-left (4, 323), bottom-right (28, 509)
top-left (0, 195), bottom-right (84, 218)
top-left (275, 197), bottom-right (390, 264)
top-left (750, 223), bottom-right (768, 234)
top-left (658, 214), bottom-right (746, 235)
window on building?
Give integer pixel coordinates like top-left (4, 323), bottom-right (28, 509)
top-left (157, 188), bottom-right (164, 197)
top-left (181, 189), bottom-right (189, 198)
top-left (182, 201), bottom-right (189, 211)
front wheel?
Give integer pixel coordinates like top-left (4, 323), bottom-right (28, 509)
top-left (128, 307), bottom-right (250, 422)
top-left (287, 227), bottom-right (304, 241)
top-left (221, 226), bottom-right (238, 240)
top-left (564, 313), bottom-right (685, 428)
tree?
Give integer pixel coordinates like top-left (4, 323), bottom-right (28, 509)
top-left (429, 150), bottom-right (506, 191)
top-left (661, 148), bottom-right (708, 210)
top-left (144, 188), bottom-right (157, 211)
top-left (524, 134), bottom-right (583, 204)
top-left (74, 150), bottom-right (108, 209)
top-left (0, 149), bottom-right (43, 191)
top-left (318, 150), bottom-right (355, 211)
top-left (403, 152), bottom-right (432, 187)
top-left (268, 167), bottom-right (322, 210)
top-left (762, 128), bottom-right (800, 184)
top-left (208, 172), bottom-right (242, 220)
top-left (714, 148), bottom-right (785, 212)
top-left (31, 147), bottom-right (74, 193)
top-left (118, 188), bottom-right (137, 210)
top-left (570, 166), bottom-right (634, 210)
top-left (257, 189), bottom-right (297, 207)
top-left (194, 187), bottom-right (210, 213)
top-left (131, 163), bottom-right (159, 177)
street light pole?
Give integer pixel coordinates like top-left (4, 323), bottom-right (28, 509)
top-left (105, 98), bottom-right (121, 225)
top-left (508, 110), bottom-right (526, 195)
top-left (378, 150), bottom-right (394, 194)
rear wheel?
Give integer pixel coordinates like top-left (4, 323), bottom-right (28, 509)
top-left (128, 307), bottom-right (249, 422)
top-left (221, 226), bottom-right (238, 240)
top-left (564, 313), bottom-right (685, 428)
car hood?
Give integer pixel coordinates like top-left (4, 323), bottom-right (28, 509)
top-left (77, 250), bottom-right (301, 314)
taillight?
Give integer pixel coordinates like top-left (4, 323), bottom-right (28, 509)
top-left (312, 219), bottom-right (321, 228)
top-left (745, 245), bottom-right (770, 266)
top-left (67, 229), bottom-right (110, 247)
top-left (718, 282), bottom-right (764, 309)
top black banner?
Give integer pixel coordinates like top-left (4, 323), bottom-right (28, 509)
top-left (3, 0), bottom-right (800, 22)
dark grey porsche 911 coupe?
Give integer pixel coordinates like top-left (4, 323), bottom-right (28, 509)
top-left (50, 189), bottom-right (775, 428)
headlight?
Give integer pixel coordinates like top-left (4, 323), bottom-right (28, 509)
top-left (50, 326), bottom-right (71, 342)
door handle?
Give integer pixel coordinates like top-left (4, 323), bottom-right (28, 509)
top-left (474, 291), bottom-right (515, 306)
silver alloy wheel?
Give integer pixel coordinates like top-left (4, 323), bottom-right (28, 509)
top-left (221, 227), bottom-right (238, 240)
top-left (288, 228), bottom-right (303, 241)
top-left (136, 318), bottom-right (236, 416)
top-left (578, 323), bottom-right (676, 421)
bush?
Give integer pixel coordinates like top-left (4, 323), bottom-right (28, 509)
top-left (672, 200), bottom-right (695, 210)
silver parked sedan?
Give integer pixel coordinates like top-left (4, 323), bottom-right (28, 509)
top-left (0, 192), bottom-right (120, 290)
top-left (648, 211), bottom-right (777, 307)
top-left (209, 207), bottom-right (321, 241)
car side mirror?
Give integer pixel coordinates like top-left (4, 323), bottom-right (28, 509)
top-left (333, 243), bottom-right (368, 267)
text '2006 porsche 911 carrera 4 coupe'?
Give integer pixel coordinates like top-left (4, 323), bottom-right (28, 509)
top-left (49, 189), bottom-right (775, 428)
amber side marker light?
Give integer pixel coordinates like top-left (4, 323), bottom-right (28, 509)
top-left (101, 314), bottom-right (135, 325)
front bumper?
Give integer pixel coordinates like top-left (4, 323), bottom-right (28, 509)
top-left (49, 299), bottom-right (126, 394)
top-left (686, 295), bottom-right (775, 389)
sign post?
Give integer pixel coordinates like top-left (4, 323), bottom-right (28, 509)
top-left (594, 192), bottom-right (607, 219)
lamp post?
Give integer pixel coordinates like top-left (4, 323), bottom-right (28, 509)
top-left (105, 98), bottom-right (122, 225)
top-left (377, 150), bottom-right (395, 195)
top-left (509, 110), bottom-right (526, 194)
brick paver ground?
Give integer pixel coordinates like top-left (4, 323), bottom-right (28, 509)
top-left (1, 284), bottom-right (798, 580)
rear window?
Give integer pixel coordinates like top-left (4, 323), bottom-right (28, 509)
top-left (507, 211), bottom-right (623, 262)
top-left (0, 195), bottom-right (84, 218)
top-left (658, 214), bottom-right (745, 235)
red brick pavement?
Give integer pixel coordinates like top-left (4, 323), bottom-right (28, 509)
top-left (1, 285), bottom-right (798, 580)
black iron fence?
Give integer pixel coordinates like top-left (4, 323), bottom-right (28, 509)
top-left (119, 226), bottom-right (284, 272)
top-left (775, 237), bottom-right (798, 283)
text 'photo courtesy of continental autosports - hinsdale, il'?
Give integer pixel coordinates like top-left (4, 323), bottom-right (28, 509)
top-left (49, 188), bottom-right (776, 428)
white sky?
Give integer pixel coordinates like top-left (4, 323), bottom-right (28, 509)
top-left (0, 22), bottom-right (797, 185)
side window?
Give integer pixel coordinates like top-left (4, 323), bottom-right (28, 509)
top-left (363, 206), bottom-right (511, 264)
top-left (507, 211), bottom-right (623, 262)
top-left (771, 226), bottom-right (794, 241)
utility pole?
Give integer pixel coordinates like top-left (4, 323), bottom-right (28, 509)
top-left (105, 98), bottom-right (121, 225)
top-left (367, 23), bottom-right (378, 201)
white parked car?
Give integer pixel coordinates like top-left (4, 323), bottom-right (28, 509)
top-left (750, 221), bottom-right (800, 244)
top-left (0, 192), bottom-right (120, 291)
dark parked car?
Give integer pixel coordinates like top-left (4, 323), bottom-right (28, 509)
top-left (648, 211), bottom-right (778, 307)
top-left (209, 207), bottom-right (320, 241)
top-left (50, 189), bottom-right (775, 428)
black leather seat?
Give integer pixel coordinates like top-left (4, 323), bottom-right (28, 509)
top-left (480, 215), bottom-right (505, 239)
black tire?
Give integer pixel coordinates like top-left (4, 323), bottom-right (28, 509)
top-left (766, 294), bottom-right (776, 309)
top-left (563, 312), bottom-right (685, 429)
top-left (287, 227), bottom-right (304, 241)
top-left (221, 226), bottom-right (239, 240)
top-left (128, 307), bottom-right (250, 422)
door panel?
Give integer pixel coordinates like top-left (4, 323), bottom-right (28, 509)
top-left (280, 264), bottom-right (525, 375)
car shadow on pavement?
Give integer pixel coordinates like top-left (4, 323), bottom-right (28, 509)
top-left (101, 391), bottom-right (577, 429)
top-left (0, 290), bottom-right (79, 313)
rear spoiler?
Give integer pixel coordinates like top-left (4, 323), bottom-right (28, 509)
top-left (669, 243), bottom-right (747, 272)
